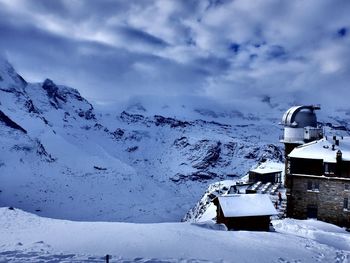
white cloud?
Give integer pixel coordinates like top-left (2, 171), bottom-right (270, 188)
top-left (0, 0), bottom-right (349, 109)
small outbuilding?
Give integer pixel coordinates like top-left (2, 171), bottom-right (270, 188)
top-left (249, 167), bottom-right (282, 184)
top-left (213, 194), bottom-right (277, 231)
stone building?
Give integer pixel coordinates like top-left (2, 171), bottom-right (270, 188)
top-left (280, 105), bottom-right (350, 228)
top-left (285, 137), bottom-right (350, 227)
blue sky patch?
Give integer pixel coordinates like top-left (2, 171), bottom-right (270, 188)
top-left (267, 45), bottom-right (287, 59)
top-left (229, 43), bottom-right (240, 53)
top-left (337, 27), bottom-right (347, 37)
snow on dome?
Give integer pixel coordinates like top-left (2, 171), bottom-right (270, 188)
top-left (218, 194), bottom-right (277, 217)
top-left (288, 137), bottom-right (350, 162)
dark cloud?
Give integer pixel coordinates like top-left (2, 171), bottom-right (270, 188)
top-left (0, 0), bottom-right (350, 109)
top-left (117, 26), bottom-right (169, 47)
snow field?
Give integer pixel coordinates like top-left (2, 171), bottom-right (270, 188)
top-left (0, 208), bottom-right (349, 263)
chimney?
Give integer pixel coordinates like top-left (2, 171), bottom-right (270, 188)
top-left (335, 139), bottom-right (339, 146)
top-left (336, 150), bottom-right (342, 177)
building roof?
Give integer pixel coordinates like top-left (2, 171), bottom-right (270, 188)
top-left (217, 194), bottom-right (277, 217)
top-left (288, 137), bottom-right (350, 163)
top-left (250, 166), bottom-right (282, 174)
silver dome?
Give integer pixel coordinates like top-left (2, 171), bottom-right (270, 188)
top-left (281, 105), bottom-right (320, 128)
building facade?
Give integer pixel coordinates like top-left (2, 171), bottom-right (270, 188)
top-left (280, 106), bottom-right (350, 228)
top-left (249, 168), bottom-right (282, 184)
top-left (285, 138), bottom-right (350, 228)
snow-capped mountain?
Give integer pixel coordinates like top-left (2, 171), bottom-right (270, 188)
top-left (0, 57), bottom-right (349, 223)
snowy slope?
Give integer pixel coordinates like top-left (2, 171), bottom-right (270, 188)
top-left (0, 208), bottom-right (349, 263)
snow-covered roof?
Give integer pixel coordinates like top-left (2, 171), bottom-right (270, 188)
top-left (217, 194), bottom-right (277, 217)
top-left (289, 137), bottom-right (350, 163)
top-left (250, 167), bottom-right (282, 174)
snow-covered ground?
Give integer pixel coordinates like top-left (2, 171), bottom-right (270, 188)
top-left (0, 207), bottom-right (349, 263)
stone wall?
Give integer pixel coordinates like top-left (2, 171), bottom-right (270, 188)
top-left (287, 174), bottom-right (350, 227)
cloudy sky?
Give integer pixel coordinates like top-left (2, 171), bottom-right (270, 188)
top-left (0, 0), bottom-right (349, 108)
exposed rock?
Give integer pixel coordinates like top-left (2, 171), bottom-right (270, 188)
top-left (111, 128), bottom-right (124, 139)
top-left (223, 142), bottom-right (238, 156)
top-left (244, 148), bottom-right (259, 159)
top-left (154, 115), bottom-right (190, 128)
top-left (194, 119), bottom-right (230, 129)
top-left (78, 108), bottom-right (95, 120)
top-left (120, 111), bottom-right (145, 123)
top-left (258, 144), bottom-right (284, 163)
top-left (83, 108), bottom-right (95, 120)
top-left (42, 79), bottom-right (66, 109)
top-left (24, 99), bottom-right (40, 114)
top-left (171, 171), bottom-right (219, 183)
top-left (127, 146), bottom-right (138, 152)
top-left (35, 139), bottom-right (56, 162)
top-left (126, 130), bottom-right (150, 141)
top-left (16, 74), bottom-right (27, 86)
top-left (193, 141), bottom-right (221, 169)
top-left (93, 166), bottom-right (107, 171)
top-left (94, 123), bottom-right (103, 130)
top-left (194, 108), bottom-right (244, 119)
top-left (0, 110), bottom-right (27, 133)
top-left (12, 144), bottom-right (32, 152)
top-left (170, 173), bottom-right (185, 182)
top-left (190, 171), bottom-right (218, 181)
top-left (173, 137), bottom-right (190, 148)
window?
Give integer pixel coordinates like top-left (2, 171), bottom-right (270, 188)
top-left (345, 184), bottom-right (350, 191)
top-left (286, 159), bottom-right (291, 174)
top-left (324, 163), bottom-right (336, 175)
top-left (307, 180), bottom-right (320, 192)
top-left (344, 198), bottom-right (349, 210)
top-left (307, 181), bottom-right (313, 190)
top-left (314, 181), bottom-right (319, 190)
top-left (325, 163), bottom-right (329, 173)
top-left (275, 173), bottom-right (281, 183)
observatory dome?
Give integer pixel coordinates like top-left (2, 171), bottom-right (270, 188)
top-left (280, 105), bottom-right (322, 146)
top-left (281, 106), bottom-right (319, 128)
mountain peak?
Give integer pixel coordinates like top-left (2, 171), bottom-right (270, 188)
top-left (43, 78), bottom-right (55, 87)
top-left (42, 78), bottom-right (58, 95)
top-left (0, 56), bottom-right (27, 92)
